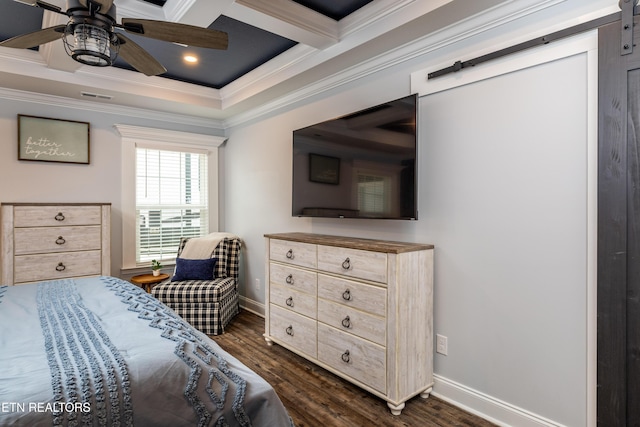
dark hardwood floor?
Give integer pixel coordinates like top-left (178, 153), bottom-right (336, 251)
top-left (213, 310), bottom-right (496, 427)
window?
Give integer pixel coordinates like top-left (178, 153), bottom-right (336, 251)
top-left (117, 125), bottom-right (225, 271)
top-left (136, 147), bottom-right (208, 263)
top-left (357, 174), bottom-right (388, 215)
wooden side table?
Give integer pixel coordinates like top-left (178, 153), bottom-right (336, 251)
top-left (131, 273), bottom-right (170, 293)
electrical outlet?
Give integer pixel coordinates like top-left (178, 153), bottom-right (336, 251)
top-left (255, 278), bottom-right (261, 291)
top-left (436, 334), bottom-right (448, 355)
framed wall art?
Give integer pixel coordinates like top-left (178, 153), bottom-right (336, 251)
top-left (309, 153), bottom-right (340, 185)
top-left (18, 114), bottom-right (90, 164)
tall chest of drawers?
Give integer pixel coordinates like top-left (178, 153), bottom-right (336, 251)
top-left (264, 232), bottom-right (434, 415)
top-left (1, 203), bottom-right (111, 285)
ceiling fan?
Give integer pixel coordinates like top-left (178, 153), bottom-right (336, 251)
top-left (0, 0), bottom-right (229, 76)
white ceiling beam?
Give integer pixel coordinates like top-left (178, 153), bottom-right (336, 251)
top-left (116, 0), bottom-right (338, 48)
top-left (116, 0), bottom-right (169, 20)
top-left (226, 0), bottom-right (338, 49)
top-left (168, 0), bottom-right (235, 28)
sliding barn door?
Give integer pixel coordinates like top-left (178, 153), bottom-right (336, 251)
top-left (598, 12), bottom-right (640, 427)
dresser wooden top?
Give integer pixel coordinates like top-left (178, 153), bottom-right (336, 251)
top-left (264, 232), bottom-right (434, 253)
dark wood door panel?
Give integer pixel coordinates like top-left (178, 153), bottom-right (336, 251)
top-left (598, 13), bottom-right (640, 427)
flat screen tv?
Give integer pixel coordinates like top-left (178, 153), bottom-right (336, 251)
top-left (292, 93), bottom-right (418, 220)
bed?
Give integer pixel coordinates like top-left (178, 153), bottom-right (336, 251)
top-left (0, 276), bottom-right (294, 427)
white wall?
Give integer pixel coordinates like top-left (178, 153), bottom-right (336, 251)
top-left (0, 95), bottom-right (224, 276)
top-left (418, 41), bottom-right (594, 426)
top-left (222, 2), bottom-right (606, 426)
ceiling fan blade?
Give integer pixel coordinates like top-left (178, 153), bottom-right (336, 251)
top-left (35, 0), bottom-right (63, 13)
top-left (121, 18), bottom-right (228, 50)
top-left (0, 25), bottom-right (65, 49)
top-left (117, 34), bottom-right (167, 76)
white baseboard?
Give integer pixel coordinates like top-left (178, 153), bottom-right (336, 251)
top-left (432, 375), bottom-right (566, 427)
top-left (238, 297), bottom-right (564, 427)
top-left (239, 296), bottom-right (264, 317)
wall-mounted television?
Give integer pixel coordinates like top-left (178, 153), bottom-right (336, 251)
top-left (292, 93), bottom-right (418, 220)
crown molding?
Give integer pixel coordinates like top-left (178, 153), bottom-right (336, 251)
top-left (220, 44), bottom-right (318, 107)
top-left (116, 0), bottom-right (168, 20)
top-left (339, 0), bottom-right (422, 38)
top-left (114, 123), bottom-right (226, 147)
top-left (0, 0), bottom-right (610, 131)
top-left (224, 0), bottom-right (598, 129)
top-left (0, 85), bottom-right (225, 130)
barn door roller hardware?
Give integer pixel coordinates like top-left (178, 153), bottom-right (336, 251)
top-left (620, 0), bottom-right (637, 55)
top-left (428, 5), bottom-right (631, 80)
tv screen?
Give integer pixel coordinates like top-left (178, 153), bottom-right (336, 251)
top-left (292, 93), bottom-right (417, 219)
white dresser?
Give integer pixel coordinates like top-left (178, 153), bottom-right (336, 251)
top-left (1, 203), bottom-right (111, 285)
top-left (264, 232), bottom-right (434, 415)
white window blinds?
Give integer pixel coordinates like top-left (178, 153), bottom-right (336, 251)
top-left (357, 174), bottom-right (388, 216)
top-left (135, 146), bottom-right (208, 263)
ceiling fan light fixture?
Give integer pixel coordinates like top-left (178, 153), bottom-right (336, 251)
top-left (63, 23), bottom-right (118, 67)
top-left (183, 54), bottom-right (198, 64)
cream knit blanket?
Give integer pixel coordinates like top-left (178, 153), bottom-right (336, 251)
top-left (179, 232), bottom-right (239, 259)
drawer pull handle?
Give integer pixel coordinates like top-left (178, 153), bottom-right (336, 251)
top-left (55, 262), bottom-right (66, 272)
top-left (286, 249), bottom-right (294, 259)
top-left (285, 274), bottom-right (294, 285)
top-left (342, 257), bottom-right (351, 270)
top-left (286, 325), bottom-right (294, 336)
top-left (55, 236), bottom-right (66, 245)
top-left (342, 289), bottom-right (351, 301)
top-left (341, 316), bottom-right (351, 328)
top-left (286, 296), bottom-right (294, 307)
top-left (341, 350), bottom-right (350, 363)
top-left (54, 212), bottom-right (65, 221)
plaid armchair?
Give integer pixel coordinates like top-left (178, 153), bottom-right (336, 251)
top-left (151, 236), bottom-right (242, 335)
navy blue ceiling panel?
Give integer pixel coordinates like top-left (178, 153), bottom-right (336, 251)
top-left (292, 0), bottom-right (373, 21)
top-left (113, 15), bottom-right (296, 89)
top-left (140, 0), bottom-right (167, 6)
top-left (0, 1), bottom-right (44, 42)
top-left (0, 0), bottom-right (371, 89)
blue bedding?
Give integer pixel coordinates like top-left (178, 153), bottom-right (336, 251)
top-left (0, 276), bottom-right (294, 427)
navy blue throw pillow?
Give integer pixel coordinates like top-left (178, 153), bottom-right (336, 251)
top-left (172, 257), bottom-right (217, 281)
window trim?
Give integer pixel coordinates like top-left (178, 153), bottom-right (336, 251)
top-left (116, 124), bottom-right (226, 271)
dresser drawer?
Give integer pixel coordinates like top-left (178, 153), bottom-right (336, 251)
top-left (14, 250), bottom-right (102, 284)
top-left (318, 245), bottom-right (387, 283)
top-left (270, 283), bottom-right (317, 318)
top-left (13, 205), bottom-right (102, 228)
top-left (270, 239), bottom-right (317, 269)
top-left (14, 226), bottom-right (102, 255)
top-left (318, 323), bottom-right (386, 393)
top-left (318, 274), bottom-right (386, 317)
top-left (269, 262), bottom-right (317, 294)
top-left (317, 299), bottom-right (386, 346)
top-left (269, 304), bottom-right (317, 358)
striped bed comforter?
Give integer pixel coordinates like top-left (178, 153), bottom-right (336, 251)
top-left (0, 276), bottom-right (293, 427)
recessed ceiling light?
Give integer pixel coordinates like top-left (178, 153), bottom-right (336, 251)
top-left (184, 55), bottom-right (198, 64)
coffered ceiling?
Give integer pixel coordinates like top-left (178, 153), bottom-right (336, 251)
top-left (0, 0), bottom-right (554, 126)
